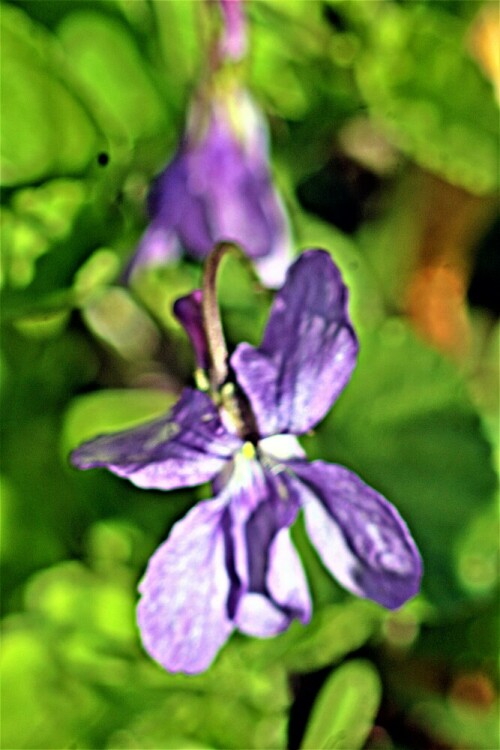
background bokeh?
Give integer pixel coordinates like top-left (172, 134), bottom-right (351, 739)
top-left (1, 1), bottom-right (498, 748)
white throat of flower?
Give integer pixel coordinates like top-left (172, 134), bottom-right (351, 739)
top-left (218, 433), bottom-right (305, 499)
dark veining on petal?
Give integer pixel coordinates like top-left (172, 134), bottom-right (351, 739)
top-left (290, 469), bottom-right (380, 569)
top-left (222, 509), bottom-right (242, 619)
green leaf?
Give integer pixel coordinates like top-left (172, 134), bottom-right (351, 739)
top-left (104, 690), bottom-right (285, 750)
top-left (25, 561), bottom-right (137, 643)
top-left (81, 286), bottom-right (161, 361)
top-left (12, 179), bottom-right (88, 242)
top-left (73, 247), bottom-right (121, 306)
top-left (0, 6), bottom-right (100, 186)
top-left (250, 1), bottom-right (337, 119)
top-left (1, 559), bottom-right (142, 750)
top-left (280, 601), bottom-right (382, 673)
top-left (2, 180), bottom-right (88, 290)
top-left (12, 308), bottom-right (70, 340)
top-left (0, 207), bottom-right (49, 288)
top-left (152, 0), bottom-right (202, 99)
top-left (57, 10), bottom-right (168, 144)
top-left (300, 660), bottom-right (382, 750)
top-left (0, 620), bottom-right (103, 750)
top-left (108, 732), bottom-right (215, 750)
top-left (356, 5), bottom-right (498, 194)
top-left (62, 388), bottom-right (176, 454)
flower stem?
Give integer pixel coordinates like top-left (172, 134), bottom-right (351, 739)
top-left (202, 242), bottom-right (235, 390)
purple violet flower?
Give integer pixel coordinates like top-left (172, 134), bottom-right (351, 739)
top-left (126, 87), bottom-right (291, 288)
top-left (72, 250), bottom-right (422, 674)
top-left (125, 0), bottom-right (289, 286)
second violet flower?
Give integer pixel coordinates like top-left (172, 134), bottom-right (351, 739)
top-left (126, 0), bottom-right (290, 287)
top-left (72, 249), bottom-right (422, 674)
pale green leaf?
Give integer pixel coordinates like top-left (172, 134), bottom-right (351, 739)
top-left (58, 11), bottom-right (168, 143)
top-left (0, 6), bottom-right (99, 186)
top-left (301, 660), bottom-right (382, 750)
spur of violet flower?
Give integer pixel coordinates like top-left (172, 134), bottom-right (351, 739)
top-left (72, 248), bottom-right (422, 674)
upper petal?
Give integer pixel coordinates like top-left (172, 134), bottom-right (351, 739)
top-left (287, 460), bottom-right (422, 609)
top-left (173, 290), bottom-right (210, 371)
top-left (231, 250), bottom-right (358, 437)
top-left (71, 388), bottom-right (242, 490)
top-left (137, 495), bottom-right (234, 673)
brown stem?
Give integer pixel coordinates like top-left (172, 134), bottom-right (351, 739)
top-left (202, 242), bottom-right (238, 390)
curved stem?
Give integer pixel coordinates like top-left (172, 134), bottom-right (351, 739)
top-left (202, 242), bottom-right (237, 390)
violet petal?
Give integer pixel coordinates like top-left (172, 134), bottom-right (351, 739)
top-left (71, 388), bottom-right (242, 490)
top-left (231, 250), bottom-right (358, 437)
top-left (184, 97), bottom-right (284, 261)
top-left (125, 91), bottom-right (291, 287)
top-left (137, 495), bottom-right (234, 673)
top-left (173, 290), bottom-right (210, 371)
top-left (235, 593), bottom-right (291, 637)
top-left (287, 460), bottom-right (422, 609)
top-left (125, 223), bottom-right (182, 280)
top-left (226, 462), bottom-right (310, 635)
top-left (125, 155), bottom-right (188, 279)
top-left (266, 526), bottom-right (312, 625)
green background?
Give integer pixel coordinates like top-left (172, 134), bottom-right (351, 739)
top-left (1, 1), bottom-right (498, 748)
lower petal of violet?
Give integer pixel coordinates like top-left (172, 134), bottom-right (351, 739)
top-left (227, 463), bottom-right (311, 636)
top-left (235, 592), bottom-right (292, 637)
top-left (137, 495), bottom-right (234, 674)
top-left (286, 460), bottom-right (422, 610)
top-left (234, 527), bottom-right (311, 638)
top-left (265, 526), bottom-right (311, 625)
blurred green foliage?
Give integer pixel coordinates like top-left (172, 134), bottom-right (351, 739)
top-left (354, 2), bottom-right (498, 193)
top-left (1, 1), bottom-right (498, 749)
top-left (300, 660), bottom-right (381, 750)
top-left (0, 7), bottom-right (100, 186)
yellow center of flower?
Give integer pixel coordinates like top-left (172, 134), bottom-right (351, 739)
top-left (241, 441), bottom-right (256, 460)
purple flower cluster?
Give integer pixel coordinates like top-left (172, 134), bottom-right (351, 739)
top-left (72, 251), bottom-right (422, 674)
